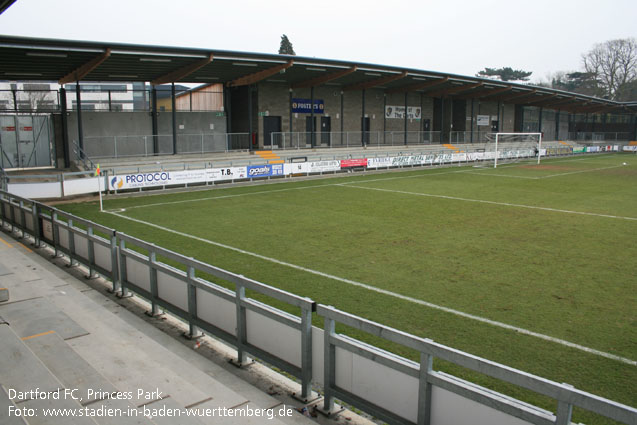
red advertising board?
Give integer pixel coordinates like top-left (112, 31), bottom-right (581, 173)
top-left (21, 126), bottom-right (33, 131)
top-left (340, 158), bottom-right (368, 168)
top-left (2, 126), bottom-right (16, 131)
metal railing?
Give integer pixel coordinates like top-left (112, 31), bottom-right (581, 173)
top-left (0, 190), bottom-right (316, 401)
top-left (268, 131), bottom-right (442, 149)
top-left (1, 190), bottom-right (635, 425)
top-left (72, 139), bottom-right (96, 170)
top-left (319, 304), bottom-right (637, 425)
top-left (448, 131), bottom-right (496, 144)
top-left (82, 133), bottom-right (251, 159)
top-left (567, 132), bottom-right (633, 142)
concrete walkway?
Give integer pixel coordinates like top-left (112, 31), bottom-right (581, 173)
top-left (0, 228), bottom-right (362, 425)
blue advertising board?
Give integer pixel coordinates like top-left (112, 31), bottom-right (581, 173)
top-left (291, 98), bottom-right (324, 114)
top-left (247, 164), bottom-right (284, 178)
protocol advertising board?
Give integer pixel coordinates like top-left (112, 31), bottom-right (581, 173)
top-left (110, 167), bottom-right (249, 190)
top-left (110, 171), bottom-right (173, 190)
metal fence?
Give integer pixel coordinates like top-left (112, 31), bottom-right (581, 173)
top-left (0, 87), bottom-right (224, 113)
top-left (448, 131), bottom-right (496, 144)
top-left (567, 132), bottom-right (633, 142)
top-left (81, 133), bottom-right (251, 159)
top-left (1, 190), bottom-right (635, 425)
top-left (268, 131), bottom-right (443, 149)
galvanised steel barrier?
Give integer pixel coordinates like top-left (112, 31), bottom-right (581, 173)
top-left (318, 304), bottom-right (637, 425)
top-left (82, 132), bottom-right (251, 159)
top-left (0, 190), bottom-right (316, 401)
top-left (115, 231), bottom-right (315, 400)
top-left (268, 131), bottom-right (443, 149)
top-left (1, 189), bottom-right (635, 425)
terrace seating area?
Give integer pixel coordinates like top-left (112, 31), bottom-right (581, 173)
top-left (85, 141), bottom-right (580, 176)
top-left (0, 230), bottom-right (326, 425)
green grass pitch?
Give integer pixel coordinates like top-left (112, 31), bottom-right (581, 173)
top-left (60, 153), bottom-right (636, 424)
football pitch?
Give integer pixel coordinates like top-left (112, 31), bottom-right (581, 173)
top-left (60, 153), bottom-right (636, 423)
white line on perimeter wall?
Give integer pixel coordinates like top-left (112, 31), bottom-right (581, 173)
top-left (106, 210), bottom-right (636, 366)
top-left (338, 184), bottom-right (637, 221)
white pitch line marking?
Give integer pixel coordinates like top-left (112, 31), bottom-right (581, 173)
top-left (105, 154), bottom-right (621, 212)
top-left (106, 210), bottom-right (636, 366)
top-left (540, 164), bottom-right (625, 178)
top-left (339, 184), bottom-right (637, 221)
top-left (105, 168), bottom-right (465, 212)
top-left (461, 171), bottom-right (539, 179)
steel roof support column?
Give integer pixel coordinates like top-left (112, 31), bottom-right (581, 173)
top-left (224, 87), bottom-right (232, 151)
top-left (555, 110), bottom-right (561, 140)
top-left (361, 89), bottom-right (366, 147)
top-left (151, 86), bottom-right (158, 155)
top-left (419, 93), bottom-right (423, 141)
top-left (289, 89), bottom-right (293, 149)
top-left (404, 92), bottom-right (408, 145)
top-left (383, 93), bottom-right (387, 145)
top-left (59, 87), bottom-right (70, 168)
top-left (497, 99), bottom-right (502, 132)
top-left (470, 98), bottom-right (474, 144)
top-left (340, 91), bottom-right (344, 146)
top-left (75, 83), bottom-right (84, 157)
top-left (310, 86), bottom-right (315, 148)
top-left (440, 97), bottom-right (445, 143)
top-left (172, 83), bottom-right (177, 155)
top-left (538, 106), bottom-right (543, 135)
top-left (448, 97), bottom-right (452, 143)
top-left (248, 85), bottom-right (253, 151)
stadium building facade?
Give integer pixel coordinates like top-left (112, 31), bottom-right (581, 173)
top-left (0, 35), bottom-right (635, 170)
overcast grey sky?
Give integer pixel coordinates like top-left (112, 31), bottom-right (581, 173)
top-left (1, 0), bottom-right (636, 83)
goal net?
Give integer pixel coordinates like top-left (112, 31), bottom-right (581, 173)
top-left (476, 133), bottom-right (543, 168)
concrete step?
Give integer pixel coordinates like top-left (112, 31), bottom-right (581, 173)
top-left (0, 324), bottom-right (97, 425)
top-left (24, 330), bottom-right (154, 425)
top-left (0, 385), bottom-right (28, 425)
top-left (0, 297), bottom-right (89, 341)
top-left (0, 324), bottom-right (62, 397)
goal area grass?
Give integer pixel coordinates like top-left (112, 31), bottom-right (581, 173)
top-left (59, 153), bottom-right (636, 424)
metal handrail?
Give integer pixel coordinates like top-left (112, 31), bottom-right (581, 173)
top-left (72, 139), bottom-right (96, 170)
top-left (318, 304), bottom-right (637, 425)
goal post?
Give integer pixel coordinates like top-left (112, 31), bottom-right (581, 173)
top-left (483, 132), bottom-right (543, 168)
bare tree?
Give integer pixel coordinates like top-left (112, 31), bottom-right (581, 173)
top-left (582, 38), bottom-right (637, 100)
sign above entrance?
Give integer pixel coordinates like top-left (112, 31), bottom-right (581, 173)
top-left (292, 98), bottom-right (324, 114)
top-left (385, 106), bottom-right (421, 119)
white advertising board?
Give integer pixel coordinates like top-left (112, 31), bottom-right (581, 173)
top-left (109, 167), bottom-right (248, 190)
top-left (366, 157), bottom-right (393, 169)
top-left (302, 160), bottom-right (341, 173)
top-left (476, 115), bottom-right (490, 126)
